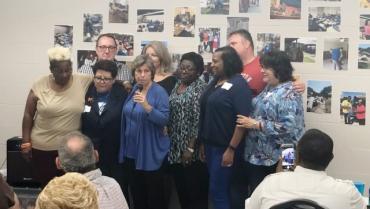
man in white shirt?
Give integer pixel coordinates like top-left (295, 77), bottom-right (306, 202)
top-left (246, 129), bottom-right (366, 209)
top-left (56, 131), bottom-right (129, 209)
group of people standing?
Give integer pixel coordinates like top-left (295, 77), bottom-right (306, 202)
top-left (21, 29), bottom-right (306, 209)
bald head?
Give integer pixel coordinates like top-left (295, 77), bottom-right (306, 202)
top-left (57, 132), bottom-right (96, 173)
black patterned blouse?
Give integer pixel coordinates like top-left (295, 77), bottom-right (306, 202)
top-left (168, 78), bottom-right (206, 164)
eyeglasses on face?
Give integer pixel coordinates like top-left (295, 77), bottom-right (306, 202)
top-left (94, 76), bottom-right (113, 83)
top-left (178, 64), bottom-right (196, 72)
top-left (97, 45), bottom-right (117, 51)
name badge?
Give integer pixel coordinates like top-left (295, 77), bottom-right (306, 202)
top-left (221, 82), bottom-right (233, 90)
top-left (84, 105), bottom-right (91, 113)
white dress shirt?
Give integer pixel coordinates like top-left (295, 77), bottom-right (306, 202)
top-left (84, 169), bottom-right (129, 209)
top-left (246, 166), bottom-right (366, 209)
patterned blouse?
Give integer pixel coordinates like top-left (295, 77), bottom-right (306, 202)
top-left (168, 78), bottom-right (206, 164)
top-left (244, 81), bottom-right (305, 166)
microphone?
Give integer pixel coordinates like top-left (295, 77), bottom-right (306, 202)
top-left (137, 83), bottom-right (143, 92)
top-left (132, 84), bottom-right (143, 109)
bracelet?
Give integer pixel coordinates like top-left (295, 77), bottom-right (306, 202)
top-left (186, 147), bottom-right (194, 153)
top-left (228, 144), bottom-right (236, 151)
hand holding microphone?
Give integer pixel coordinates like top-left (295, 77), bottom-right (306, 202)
top-left (133, 84), bottom-right (144, 104)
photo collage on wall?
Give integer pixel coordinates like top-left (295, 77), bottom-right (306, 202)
top-left (49, 0), bottom-right (368, 127)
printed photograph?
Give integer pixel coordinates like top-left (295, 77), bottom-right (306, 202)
top-left (358, 44), bottom-right (370, 69)
top-left (227, 17), bottom-right (249, 35)
top-left (198, 28), bottom-right (221, 60)
top-left (77, 50), bottom-right (98, 74)
top-left (323, 38), bottom-right (348, 71)
top-left (270, 0), bottom-right (301, 19)
top-left (239, 0), bottom-right (262, 13)
top-left (307, 80), bottom-right (332, 114)
top-left (174, 7), bottom-right (195, 37)
top-left (284, 38), bottom-right (316, 63)
top-left (309, 0), bottom-right (340, 1)
top-left (308, 7), bottom-right (341, 32)
top-left (54, 25), bottom-right (73, 48)
top-left (137, 9), bottom-right (164, 32)
top-left (140, 40), bottom-right (168, 53)
top-left (83, 13), bottom-right (103, 42)
top-left (109, 0), bottom-right (129, 23)
top-left (201, 62), bottom-right (214, 84)
top-left (340, 91), bottom-right (366, 125)
top-left (172, 53), bottom-right (182, 70)
top-left (360, 0), bottom-right (370, 8)
top-left (360, 15), bottom-right (370, 40)
top-left (112, 33), bottom-right (134, 57)
top-left (256, 33), bottom-right (281, 56)
top-left (200, 0), bottom-right (229, 15)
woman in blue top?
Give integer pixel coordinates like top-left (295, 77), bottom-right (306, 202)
top-left (237, 50), bottom-right (305, 195)
top-left (199, 46), bottom-right (252, 209)
top-left (119, 55), bottom-right (170, 209)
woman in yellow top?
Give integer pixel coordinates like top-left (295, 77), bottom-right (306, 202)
top-left (21, 47), bottom-right (92, 187)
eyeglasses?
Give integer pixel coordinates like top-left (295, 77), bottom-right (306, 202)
top-left (178, 64), bottom-right (196, 72)
top-left (94, 76), bottom-right (113, 83)
top-left (97, 45), bottom-right (117, 51)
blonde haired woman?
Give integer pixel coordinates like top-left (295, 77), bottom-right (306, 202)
top-left (35, 173), bottom-right (98, 209)
top-left (142, 41), bottom-right (177, 95)
top-left (21, 47), bottom-right (92, 187)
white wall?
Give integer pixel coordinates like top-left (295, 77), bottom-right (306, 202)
top-left (1, 0), bottom-right (370, 193)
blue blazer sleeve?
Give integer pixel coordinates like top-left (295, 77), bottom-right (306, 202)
top-left (146, 84), bottom-right (169, 127)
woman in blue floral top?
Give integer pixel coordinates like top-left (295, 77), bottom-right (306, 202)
top-left (236, 50), bottom-right (305, 195)
top-left (168, 52), bottom-right (208, 209)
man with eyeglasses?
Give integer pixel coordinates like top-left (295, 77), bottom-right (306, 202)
top-left (78, 33), bottom-right (132, 87)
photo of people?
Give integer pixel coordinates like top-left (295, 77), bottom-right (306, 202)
top-left (227, 17), bottom-right (249, 35)
top-left (270, 0), bottom-right (301, 19)
top-left (239, 0), bottom-right (262, 13)
top-left (77, 50), bottom-right (98, 73)
top-left (54, 25), bottom-right (73, 48)
top-left (112, 33), bottom-right (134, 57)
top-left (198, 28), bottom-right (221, 60)
top-left (137, 9), bottom-right (164, 32)
top-left (360, 15), bottom-right (370, 40)
top-left (200, 0), bottom-right (229, 15)
top-left (174, 7), bottom-right (195, 37)
top-left (360, 0), bottom-right (370, 8)
top-left (256, 33), bottom-right (281, 56)
top-left (323, 38), bottom-right (348, 71)
top-left (83, 13), bottom-right (103, 42)
top-left (109, 0), bottom-right (128, 23)
top-left (340, 92), bottom-right (366, 125)
top-left (140, 40), bottom-right (167, 53)
top-left (285, 38), bottom-right (316, 63)
top-left (358, 44), bottom-right (370, 69)
top-left (308, 7), bottom-right (341, 32)
top-left (307, 80), bottom-right (332, 114)
top-left (172, 53), bottom-right (182, 70)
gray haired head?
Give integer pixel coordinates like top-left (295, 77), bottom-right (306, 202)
top-left (57, 131), bottom-right (96, 173)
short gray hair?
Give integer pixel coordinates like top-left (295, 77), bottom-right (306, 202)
top-left (57, 131), bottom-right (96, 173)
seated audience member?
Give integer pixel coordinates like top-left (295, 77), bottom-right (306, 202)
top-left (35, 172), bottom-right (98, 209)
top-left (56, 131), bottom-right (128, 209)
top-left (0, 174), bottom-right (20, 209)
top-left (246, 129), bottom-right (366, 209)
